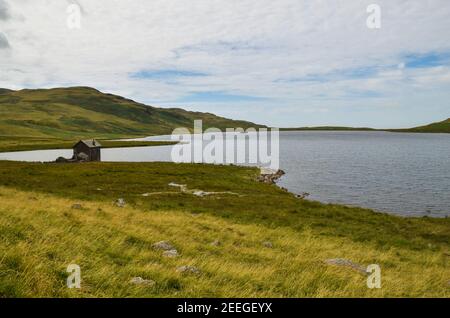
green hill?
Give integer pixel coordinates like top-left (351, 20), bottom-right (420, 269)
top-left (391, 118), bottom-right (450, 133)
top-left (0, 86), bottom-right (263, 140)
top-left (281, 119), bottom-right (450, 133)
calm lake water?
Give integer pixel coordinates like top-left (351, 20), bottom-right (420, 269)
top-left (0, 131), bottom-right (449, 218)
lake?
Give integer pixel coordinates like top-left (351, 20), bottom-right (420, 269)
top-left (0, 131), bottom-right (448, 218)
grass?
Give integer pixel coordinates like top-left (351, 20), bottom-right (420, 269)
top-left (0, 161), bottom-right (448, 297)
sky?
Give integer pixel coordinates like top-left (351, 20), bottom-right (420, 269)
top-left (0, 0), bottom-right (450, 128)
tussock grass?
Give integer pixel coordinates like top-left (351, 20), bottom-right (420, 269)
top-left (0, 187), bottom-right (448, 298)
top-left (0, 162), bottom-right (448, 298)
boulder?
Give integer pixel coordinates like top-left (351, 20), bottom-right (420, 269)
top-left (115, 198), bottom-right (126, 208)
top-left (163, 249), bottom-right (179, 258)
top-left (152, 241), bottom-right (175, 251)
top-left (258, 169), bottom-right (286, 184)
top-left (71, 203), bottom-right (83, 210)
top-left (130, 277), bottom-right (156, 286)
top-left (177, 266), bottom-right (201, 275)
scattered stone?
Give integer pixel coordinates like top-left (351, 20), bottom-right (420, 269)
top-left (169, 182), bottom-right (240, 197)
top-left (115, 198), bottom-right (126, 208)
top-left (262, 241), bottom-right (273, 248)
top-left (193, 190), bottom-right (207, 197)
top-left (210, 240), bottom-right (221, 247)
top-left (163, 249), bottom-right (179, 258)
top-left (177, 266), bottom-right (201, 275)
top-left (324, 258), bottom-right (368, 275)
top-left (71, 203), bottom-right (83, 210)
top-left (130, 277), bottom-right (156, 286)
top-left (153, 241), bottom-right (175, 251)
top-left (28, 196), bottom-right (38, 201)
top-left (258, 168), bottom-right (286, 184)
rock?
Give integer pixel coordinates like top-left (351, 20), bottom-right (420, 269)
top-left (193, 191), bottom-right (207, 197)
top-left (296, 192), bottom-right (310, 199)
top-left (130, 277), bottom-right (155, 286)
top-left (324, 258), bottom-right (368, 275)
top-left (115, 198), bottom-right (126, 208)
top-left (262, 241), bottom-right (273, 248)
top-left (177, 266), bottom-right (201, 275)
top-left (210, 240), bottom-right (221, 247)
top-left (153, 241), bottom-right (175, 251)
top-left (258, 169), bottom-right (286, 184)
top-left (163, 249), bottom-right (179, 258)
top-left (71, 203), bottom-right (83, 210)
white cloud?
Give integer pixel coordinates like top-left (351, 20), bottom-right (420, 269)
top-left (0, 0), bottom-right (449, 127)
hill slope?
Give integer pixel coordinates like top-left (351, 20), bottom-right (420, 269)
top-left (391, 118), bottom-right (450, 133)
top-left (281, 119), bottom-right (450, 133)
top-left (0, 86), bottom-right (263, 140)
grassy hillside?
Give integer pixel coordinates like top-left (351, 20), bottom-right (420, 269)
top-left (391, 118), bottom-right (450, 133)
top-left (0, 161), bottom-right (448, 297)
top-left (0, 86), bottom-right (263, 140)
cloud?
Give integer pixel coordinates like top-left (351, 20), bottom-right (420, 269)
top-left (0, 0), bottom-right (449, 127)
top-left (0, 0), bottom-right (10, 21)
top-left (0, 32), bottom-right (10, 49)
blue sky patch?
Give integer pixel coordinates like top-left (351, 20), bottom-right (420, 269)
top-left (404, 52), bottom-right (450, 68)
top-left (177, 91), bottom-right (267, 103)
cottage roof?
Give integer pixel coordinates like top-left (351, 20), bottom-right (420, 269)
top-left (74, 139), bottom-right (102, 148)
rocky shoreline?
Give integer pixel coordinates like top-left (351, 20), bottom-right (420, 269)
top-left (258, 168), bottom-right (286, 184)
top-left (258, 167), bottom-right (310, 199)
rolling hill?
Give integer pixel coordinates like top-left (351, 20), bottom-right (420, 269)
top-left (0, 86), bottom-right (263, 140)
top-left (391, 118), bottom-right (450, 133)
top-left (281, 119), bottom-right (450, 133)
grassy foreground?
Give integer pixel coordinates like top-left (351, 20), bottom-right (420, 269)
top-left (0, 161), bottom-right (448, 297)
